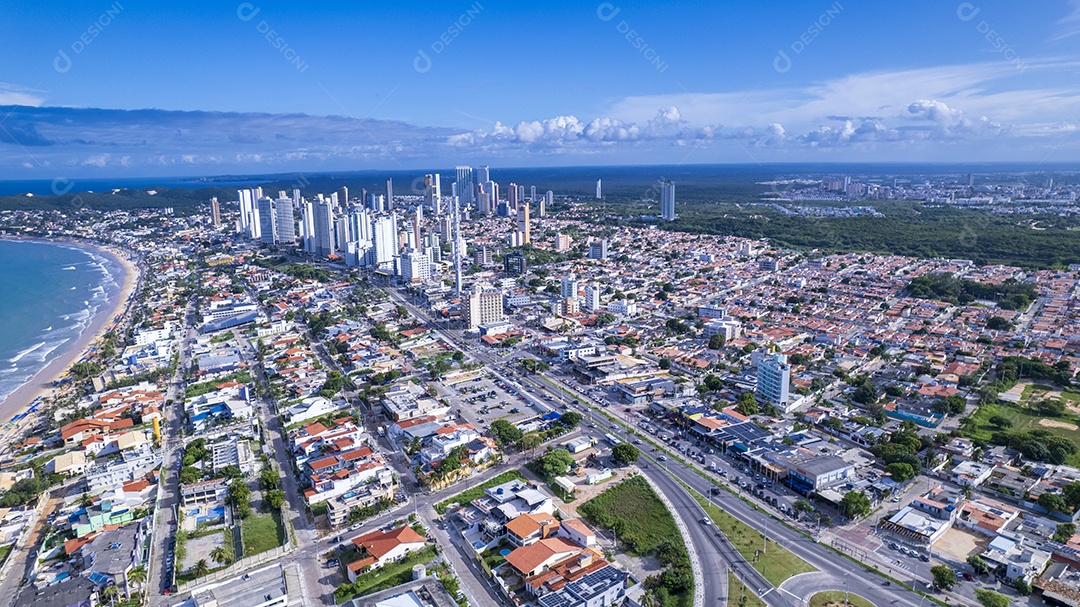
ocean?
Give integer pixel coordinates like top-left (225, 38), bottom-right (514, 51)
top-left (0, 240), bottom-right (123, 404)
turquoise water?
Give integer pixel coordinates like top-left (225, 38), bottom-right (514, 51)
top-left (0, 240), bottom-right (123, 404)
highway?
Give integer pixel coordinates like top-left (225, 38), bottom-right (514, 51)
top-left (384, 286), bottom-right (929, 607)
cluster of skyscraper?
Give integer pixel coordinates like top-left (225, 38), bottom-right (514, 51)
top-left (231, 166), bottom-right (559, 294)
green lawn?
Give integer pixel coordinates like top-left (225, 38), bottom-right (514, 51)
top-left (808, 591), bottom-right (875, 607)
top-left (728, 571), bottom-right (767, 607)
top-left (0, 544), bottom-right (12, 568)
top-left (335, 546), bottom-right (437, 603)
top-left (688, 486), bottom-right (816, 587)
top-left (434, 470), bottom-right (526, 514)
top-left (241, 511), bottom-right (285, 556)
top-left (965, 401), bottom-right (1080, 466)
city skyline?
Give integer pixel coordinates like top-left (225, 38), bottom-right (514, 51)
top-left (3, 1), bottom-right (1080, 177)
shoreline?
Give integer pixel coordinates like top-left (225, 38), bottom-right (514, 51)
top-left (0, 238), bottom-right (140, 431)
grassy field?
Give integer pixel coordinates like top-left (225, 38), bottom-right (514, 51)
top-left (965, 400), bottom-right (1080, 466)
top-left (727, 571), bottom-right (767, 607)
top-left (808, 591), bottom-right (875, 607)
top-left (579, 475), bottom-right (680, 556)
top-left (335, 546), bottom-right (437, 603)
top-left (688, 487), bottom-right (816, 587)
top-left (434, 470), bottom-right (526, 514)
top-left (241, 511), bottom-right (285, 556)
top-left (580, 476), bottom-right (691, 607)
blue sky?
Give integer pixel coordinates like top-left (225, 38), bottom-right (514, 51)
top-left (2, 0), bottom-right (1080, 177)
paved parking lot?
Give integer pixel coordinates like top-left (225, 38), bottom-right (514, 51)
top-left (440, 373), bottom-right (542, 432)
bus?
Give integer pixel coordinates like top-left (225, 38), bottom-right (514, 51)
top-left (603, 433), bottom-right (622, 447)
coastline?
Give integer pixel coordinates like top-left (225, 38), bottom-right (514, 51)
top-left (0, 238), bottom-right (140, 430)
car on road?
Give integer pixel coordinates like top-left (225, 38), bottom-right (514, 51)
top-left (963, 572), bottom-right (975, 582)
top-left (657, 455), bottom-right (667, 461)
top-left (700, 517), bottom-right (711, 525)
top-left (349, 522), bottom-right (363, 531)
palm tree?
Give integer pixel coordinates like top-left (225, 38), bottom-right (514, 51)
top-left (210, 546), bottom-right (230, 566)
top-left (100, 584), bottom-right (119, 606)
top-left (127, 565), bottom-right (147, 587)
top-left (193, 559), bottom-right (211, 578)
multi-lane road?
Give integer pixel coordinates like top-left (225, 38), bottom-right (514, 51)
top-left (384, 286), bottom-right (930, 607)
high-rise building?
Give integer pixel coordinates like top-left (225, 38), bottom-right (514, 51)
top-left (462, 283), bottom-right (504, 330)
top-left (372, 214), bottom-right (397, 268)
top-left (560, 274), bottom-right (578, 300)
top-left (455, 166), bottom-right (474, 209)
top-left (210, 197), bottom-right (221, 227)
top-left (504, 251), bottom-right (527, 276)
top-left (276, 194), bottom-right (295, 243)
top-left (386, 178), bottom-right (394, 210)
top-left (583, 283), bottom-right (601, 313)
top-left (476, 165), bottom-right (490, 185)
top-left (474, 246), bottom-right (492, 266)
top-left (554, 233), bottom-right (571, 252)
top-left (561, 297), bottom-right (579, 316)
top-left (596, 179), bottom-right (602, 200)
top-left (660, 179), bottom-right (676, 221)
top-left (369, 193), bottom-right (385, 213)
top-left (257, 197), bottom-right (278, 244)
top-left (507, 182), bottom-right (519, 211)
top-left (588, 239), bottom-right (609, 260)
top-left (337, 186), bottom-right (349, 208)
top-left (452, 196), bottom-right (463, 297)
top-left (301, 200), bottom-right (316, 253)
top-left (516, 202), bottom-right (530, 245)
top-left (477, 183), bottom-right (492, 216)
top-left (401, 249), bottom-right (431, 285)
top-left (424, 174), bottom-right (441, 213)
top-left (530, 185), bottom-right (537, 202)
top-left (238, 188), bottom-right (261, 239)
top-left (756, 353), bottom-right (791, 410)
top-left (313, 199), bottom-right (336, 257)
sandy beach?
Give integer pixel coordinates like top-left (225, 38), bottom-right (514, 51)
top-left (0, 240), bottom-right (140, 438)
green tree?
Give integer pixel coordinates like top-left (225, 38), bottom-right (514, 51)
top-left (209, 546), bottom-right (229, 566)
top-left (611, 443), bottom-right (640, 465)
top-left (451, 350), bottom-right (464, 362)
top-left (265, 489), bottom-right (286, 510)
top-left (736, 391), bottom-right (758, 416)
top-left (127, 565), bottom-right (147, 587)
top-left (1014, 577), bottom-right (1031, 596)
top-left (658, 358), bottom-right (671, 370)
top-left (708, 334), bottom-right (726, 350)
top-left (1064, 481), bottom-right (1080, 510)
top-left (535, 449), bottom-right (575, 479)
top-left (967, 555), bottom-right (990, 575)
top-left (489, 419), bottom-right (524, 446)
top-left (100, 584), bottom-right (119, 605)
top-left (193, 559), bottom-right (211, 578)
top-left (931, 564), bottom-right (958, 590)
top-left (519, 433), bottom-right (543, 455)
top-left (839, 490), bottom-right (872, 519)
top-left (1039, 492), bottom-right (1070, 513)
top-left (885, 462), bottom-right (915, 482)
top-left (975, 589), bottom-right (1010, 607)
top-left (852, 382), bottom-right (879, 405)
top-left (1054, 522), bottom-right (1076, 543)
top-left (988, 415), bottom-right (1012, 429)
top-left (179, 467), bottom-right (200, 485)
top-left (559, 411), bottom-right (583, 429)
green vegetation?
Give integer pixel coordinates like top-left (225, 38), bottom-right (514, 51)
top-left (434, 470), bottom-right (526, 514)
top-left (975, 589), bottom-right (1010, 607)
top-left (931, 564), bottom-right (957, 590)
top-left (240, 510), bottom-right (285, 556)
top-left (655, 200), bottom-right (1080, 268)
top-left (807, 591), bottom-right (875, 607)
top-left (839, 490), bottom-right (872, 519)
top-left (579, 476), bottom-right (691, 607)
top-left (908, 273), bottom-right (1037, 310)
top-left (612, 443), bottom-right (641, 465)
top-left (254, 257), bottom-right (332, 282)
top-left (962, 401), bottom-right (1080, 466)
top-left (687, 486), bottom-right (816, 586)
top-left (528, 449), bottom-right (576, 480)
top-left (727, 571), bottom-right (766, 607)
top-left (334, 546), bottom-right (437, 603)
top-left (185, 370), bottom-right (252, 398)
